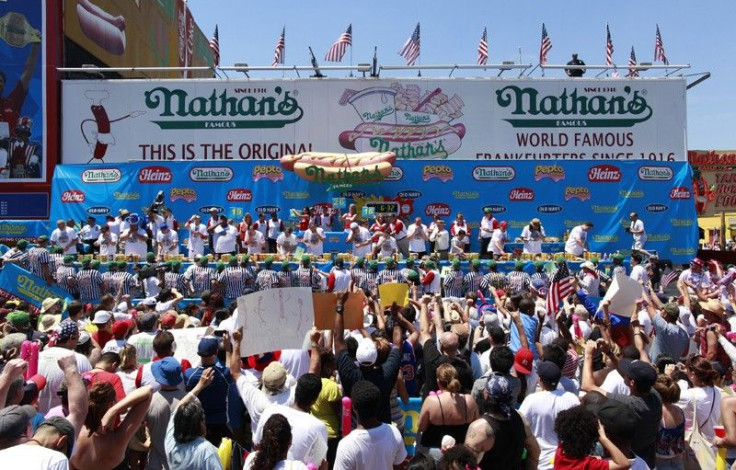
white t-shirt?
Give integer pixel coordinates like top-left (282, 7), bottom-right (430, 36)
top-left (521, 225), bottom-right (546, 254)
top-left (214, 225), bottom-right (238, 254)
top-left (96, 233), bottom-right (118, 256)
top-left (677, 385), bottom-right (722, 441)
top-left (127, 331), bottom-right (158, 365)
top-left (489, 229), bottom-right (508, 255)
top-left (236, 375), bottom-right (295, 431)
top-left (244, 230), bottom-right (265, 254)
top-left (600, 369), bottom-right (630, 396)
top-left (277, 233), bottom-right (299, 255)
top-left (38, 347), bottom-right (92, 414)
top-left (187, 223), bottom-right (208, 255)
top-left (350, 227), bottom-right (372, 257)
top-left (254, 405), bottom-right (328, 465)
top-left (430, 228), bottom-right (450, 251)
top-left (51, 227), bottom-right (79, 254)
top-left (333, 423), bottom-right (407, 470)
top-left (123, 228), bottom-right (148, 257)
top-left (565, 226), bottom-right (586, 256)
top-left (0, 444), bottom-right (69, 469)
top-left (302, 228), bottom-right (325, 256)
top-left (157, 230), bottom-right (180, 255)
top-left (519, 389), bottom-right (580, 470)
top-left (631, 219), bottom-right (646, 243)
top-left (79, 224), bottom-right (101, 241)
top-left (630, 264), bottom-right (649, 285)
top-left (407, 224), bottom-right (428, 253)
top-left (267, 218), bottom-right (283, 240)
top-left (243, 455), bottom-right (308, 470)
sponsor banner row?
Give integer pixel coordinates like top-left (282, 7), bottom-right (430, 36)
top-left (51, 160), bottom-right (697, 263)
top-left (61, 78), bottom-right (687, 163)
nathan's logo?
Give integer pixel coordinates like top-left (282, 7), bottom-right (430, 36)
top-left (143, 86), bottom-right (303, 130)
top-left (472, 166), bottom-right (515, 181)
top-left (591, 205), bottom-right (618, 213)
top-left (138, 166), bottom-right (172, 184)
top-left (483, 204), bottom-right (507, 214)
top-left (227, 189), bottom-right (253, 202)
top-left (423, 165), bottom-right (453, 182)
top-left (537, 204), bottom-right (562, 214)
top-left (300, 165), bottom-right (385, 185)
top-left (199, 206), bottom-right (223, 214)
top-left (496, 85), bottom-right (653, 128)
top-left (670, 186), bottom-right (691, 199)
top-left (252, 165), bottom-right (284, 182)
top-left (86, 206), bottom-right (110, 215)
top-left (638, 166), bottom-right (673, 181)
top-left (255, 205), bottom-right (280, 214)
top-left (170, 188), bottom-right (197, 203)
top-left (82, 168), bottom-right (121, 183)
top-left (452, 191), bottom-right (479, 200)
top-left (398, 190), bottom-right (422, 199)
top-left (113, 191), bottom-right (140, 200)
top-left (646, 203), bottom-right (669, 213)
top-left (282, 191), bottom-right (309, 199)
top-left (384, 167), bottom-right (404, 181)
top-left (61, 190), bottom-right (85, 203)
top-left (17, 275), bottom-right (62, 303)
top-left (534, 165), bottom-right (565, 182)
top-left (509, 188), bottom-right (534, 201)
top-left (425, 203), bottom-right (451, 217)
top-left (588, 165), bottom-right (621, 182)
top-left (341, 190), bottom-right (365, 198)
top-left (565, 187), bottom-right (591, 202)
top-left (189, 167), bottom-right (233, 182)
top-left (670, 247), bottom-right (696, 255)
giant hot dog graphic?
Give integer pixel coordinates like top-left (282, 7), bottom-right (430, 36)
top-left (280, 152), bottom-right (396, 185)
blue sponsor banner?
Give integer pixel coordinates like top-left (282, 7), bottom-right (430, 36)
top-left (0, 263), bottom-right (71, 314)
top-left (50, 161), bottom-right (698, 263)
top-left (0, 219), bottom-right (48, 241)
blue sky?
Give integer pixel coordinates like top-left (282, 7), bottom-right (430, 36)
top-left (188, 0), bottom-right (735, 150)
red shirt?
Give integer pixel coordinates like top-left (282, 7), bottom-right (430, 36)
top-left (84, 370), bottom-right (126, 402)
top-left (92, 330), bottom-right (113, 348)
top-left (553, 446), bottom-right (609, 470)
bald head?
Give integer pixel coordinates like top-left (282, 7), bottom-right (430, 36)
top-left (439, 331), bottom-right (459, 357)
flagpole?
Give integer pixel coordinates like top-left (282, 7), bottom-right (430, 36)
top-left (349, 42), bottom-right (353, 77)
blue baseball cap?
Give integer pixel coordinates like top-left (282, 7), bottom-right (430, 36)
top-left (151, 357), bottom-right (183, 387)
top-left (197, 336), bottom-right (220, 357)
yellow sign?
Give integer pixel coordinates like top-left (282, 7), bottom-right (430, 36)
top-left (378, 283), bottom-right (409, 307)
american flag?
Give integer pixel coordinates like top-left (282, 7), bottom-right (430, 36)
top-left (325, 24), bottom-right (352, 62)
top-left (477, 27), bottom-right (488, 65)
top-left (398, 23), bottom-right (420, 66)
top-left (628, 46), bottom-right (639, 77)
top-left (545, 262), bottom-right (575, 316)
top-left (209, 25), bottom-right (220, 67)
top-left (654, 24), bottom-right (669, 65)
top-left (660, 269), bottom-right (681, 291)
top-left (539, 23), bottom-right (552, 65)
top-left (605, 24), bottom-right (614, 67)
top-left (272, 27), bottom-right (285, 67)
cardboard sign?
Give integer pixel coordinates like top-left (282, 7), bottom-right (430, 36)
top-left (379, 283), bottom-right (409, 307)
top-left (237, 288), bottom-right (314, 356)
top-left (312, 291), bottom-right (365, 330)
top-left (600, 272), bottom-right (643, 318)
top-left (169, 327), bottom-right (213, 368)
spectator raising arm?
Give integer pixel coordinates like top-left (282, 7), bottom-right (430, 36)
top-left (57, 355), bottom-right (89, 440)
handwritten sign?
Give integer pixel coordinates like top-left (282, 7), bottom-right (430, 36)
top-left (313, 291), bottom-right (365, 330)
top-left (170, 327), bottom-right (213, 368)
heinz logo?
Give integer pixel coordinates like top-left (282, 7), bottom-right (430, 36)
top-left (86, 206), bottom-right (110, 215)
top-left (256, 205), bottom-right (280, 214)
top-left (61, 190), bottom-right (85, 203)
top-left (82, 168), bottom-right (121, 183)
top-left (646, 203), bottom-right (669, 213)
top-left (397, 190), bottom-right (422, 199)
top-left (669, 187), bottom-right (691, 199)
top-left (537, 204), bottom-right (563, 214)
top-left (384, 167), bottom-right (404, 181)
top-left (199, 206), bottom-right (223, 214)
top-left (638, 166), bottom-right (673, 181)
top-left (509, 188), bottom-right (535, 201)
top-left (227, 188), bottom-right (253, 202)
top-left (588, 165), bottom-right (622, 182)
top-left (138, 166), bottom-right (173, 184)
top-left (472, 166), bottom-right (515, 181)
top-left (425, 203), bottom-right (451, 217)
top-left (483, 205), bottom-right (507, 214)
top-left (341, 190), bottom-right (365, 198)
top-left (189, 167), bottom-right (233, 182)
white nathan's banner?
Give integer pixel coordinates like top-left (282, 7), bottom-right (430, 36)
top-left (236, 287), bottom-right (313, 356)
top-left (61, 78), bottom-right (687, 163)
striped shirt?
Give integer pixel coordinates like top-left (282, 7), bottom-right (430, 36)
top-left (377, 268), bottom-right (405, 285)
top-left (362, 271), bottom-right (380, 294)
top-left (101, 271), bottom-right (116, 296)
top-left (506, 271), bottom-right (531, 295)
top-left (443, 270), bottom-right (465, 298)
top-left (480, 272), bottom-right (507, 292)
top-left (3, 248), bottom-right (28, 270)
top-left (185, 266), bottom-right (215, 296)
top-left (351, 266), bottom-right (368, 290)
top-left (76, 268), bottom-right (104, 301)
top-left (113, 271), bottom-right (138, 296)
top-left (26, 247), bottom-right (52, 279)
top-left (55, 265), bottom-right (78, 295)
top-left (164, 272), bottom-right (187, 293)
top-left (277, 270), bottom-right (295, 288)
top-left (256, 269), bottom-right (279, 291)
top-left (218, 267), bottom-right (250, 298)
top-left (294, 266), bottom-right (321, 291)
top-left (463, 270), bottom-right (483, 295)
top-left (400, 267), bottom-right (418, 283)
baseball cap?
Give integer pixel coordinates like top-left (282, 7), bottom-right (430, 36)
top-left (197, 336), bottom-right (220, 356)
top-left (531, 278), bottom-right (547, 295)
top-left (38, 417), bottom-right (75, 456)
top-left (663, 302), bottom-right (680, 320)
top-left (160, 224), bottom-right (168, 230)
top-left (0, 405), bottom-right (36, 439)
top-left (356, 338), bottom-right (378, 366)
top-left (500, 221), bottom-right (508, 228)
top-left (161, 313), bottom-right (177, 329)
top-left (586, 399), bottom-right (638, 440)
top-left (350, 222), bottom-right (359, 230)
top-left (21, 375), bottom-right (47, 405)
top-left (580, 261), bottom-right (596, 271)
top-left (451, 259), bottom-right (461, 267)
top-left (484, 375), bottom-right (515, 418)
top-left (618, 360), bottom-right (657, 391)
top-left (37, 235), bottom-right (49, 242)
top-left (40, 298), bottom-right (60, 314)
top-left (537, 361), bottom-right (562, 388)
top-left (151, 357), bottom-right (183, 387)
top-left (471, 259), bottom-right (481, 268)
top-left (262, 362), bottom-right (288, 392)
top-left (691, 257), bottom-right (704, 267)
top-left (425, 260), bottom-right (436, 269)
top-left (92, 310), bottom-right (112, 325)
top-left (514, 348), bottom-right (534, 375)
top-left (7, 311), bottom-right (30, 328)
top-left (112, 319), bottom-right (133, 339)
top-left (16, 240), bottom-right (28, 249)
top-left (142, 297), bottom-right (157, 307)
top-left (77, 331), bottom-right (91, 346)
top-left (55, 319), bottom-right (78, 343)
